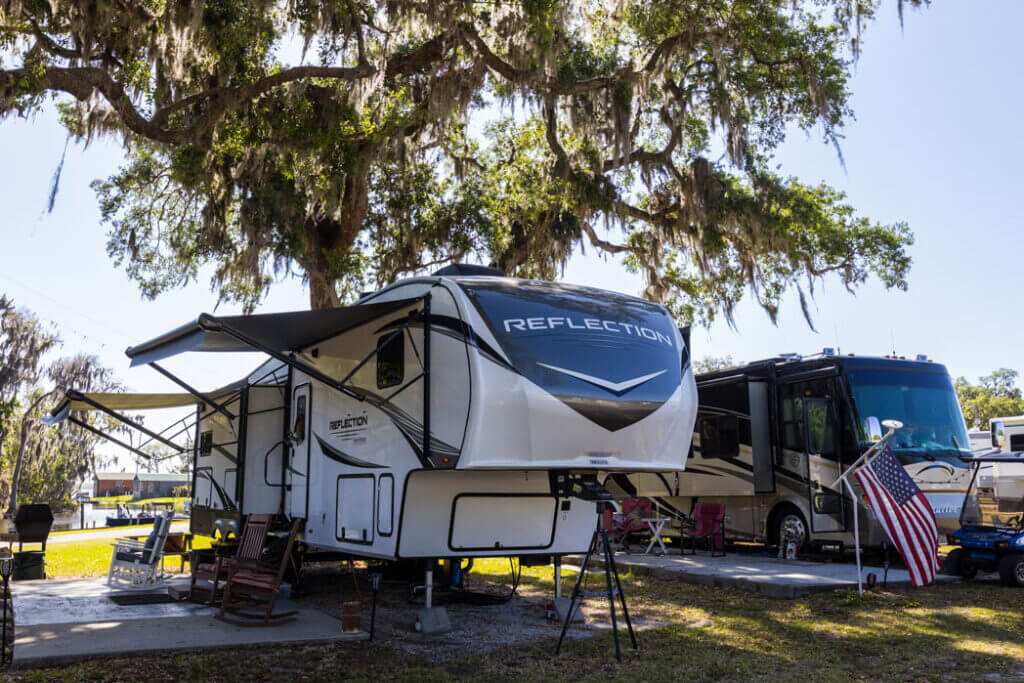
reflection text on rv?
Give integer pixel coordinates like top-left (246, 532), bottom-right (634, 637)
top-left (502, 317), bottom-right (673, 347)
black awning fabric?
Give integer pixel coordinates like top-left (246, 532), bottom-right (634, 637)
top-left (125, 297), bottom-right (422, 367)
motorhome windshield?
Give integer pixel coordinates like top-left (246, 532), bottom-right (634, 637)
top-left (847, 368), bottom-right (971, 463)
top-left (461, 280), bottom-right (684, 431)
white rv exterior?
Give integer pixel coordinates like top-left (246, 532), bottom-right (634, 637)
top-left (125, 273), bottom-right (698, 561)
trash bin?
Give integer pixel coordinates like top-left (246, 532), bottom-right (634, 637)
top-left (13, 551), bottom-right (45, 580)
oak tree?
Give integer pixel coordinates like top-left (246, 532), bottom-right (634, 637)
top-left (1, 1), bottom-right (920, 320)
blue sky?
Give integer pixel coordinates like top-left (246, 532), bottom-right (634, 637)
top-left (0, 0), bottom-right (1021, 408)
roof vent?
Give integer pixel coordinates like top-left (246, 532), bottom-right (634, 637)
top-left (432, 263), bottom-right (504, 277)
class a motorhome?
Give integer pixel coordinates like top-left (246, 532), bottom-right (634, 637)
top-left (610, 351), bottom-right (974, 549)
top-left (49, 267), bottom-right (698, 563)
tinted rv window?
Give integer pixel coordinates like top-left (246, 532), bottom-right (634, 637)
top-left (462, 280), bottom-right (682, 431)
top-left (199, 431), bottom-right (213, 457)
top-left (376, 333), bottom-right (404, 389)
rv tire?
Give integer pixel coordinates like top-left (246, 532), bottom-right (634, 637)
top-left (998, 553), bottom-right (1024, 587)
top-left (770, 504), bottom-right (807, 552)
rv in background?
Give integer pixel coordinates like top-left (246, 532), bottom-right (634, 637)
top-left (989, 415), bottom-right (1024, 453)
top-left (610, 351), bottom-right (974, 549)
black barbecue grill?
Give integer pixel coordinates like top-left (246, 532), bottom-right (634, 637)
top-left (13, 504), bottom-right (54, 551)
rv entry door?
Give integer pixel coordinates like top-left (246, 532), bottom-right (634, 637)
top-left (288, 383), bottom-right (311, 520)
top-left (803, 398), bottom-right (845, 533)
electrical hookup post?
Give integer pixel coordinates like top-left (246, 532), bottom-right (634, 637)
top-left (834, 419), bottom-right (904, 596)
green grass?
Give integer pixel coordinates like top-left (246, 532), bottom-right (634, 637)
top-left (42, 535), bottom-right (213, 579)
top-left (6, 554), bottom-right (1023, 681)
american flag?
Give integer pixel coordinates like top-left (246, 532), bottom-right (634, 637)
top-left (853, 444), bottom-right (939, 586)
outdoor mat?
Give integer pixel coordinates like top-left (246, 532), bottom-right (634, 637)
top-left (108, 592), bottom-right (177, 606)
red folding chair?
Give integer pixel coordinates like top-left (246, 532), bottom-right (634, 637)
top-left (682, 502), bottom-right (726, 557)
top-left (605, 498), bottom-right (654, 552)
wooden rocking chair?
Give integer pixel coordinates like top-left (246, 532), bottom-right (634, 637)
top-left (216, 518), bottom-right (302, 626)
top-left (191, 514), bottom-right (270, 605)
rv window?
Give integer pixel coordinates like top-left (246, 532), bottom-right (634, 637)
top-left (700, 414), bottom-right (739, 459)
top-left (199, 431), bottom-right (213, 458)
top-left (805, 401), bottom-right (837, 460)
top-left (1011, 434), bottom-right (1024, 451)
top-left (292, 395), bottom-right (307, 445)
top-left (779, 391), bottom-right (804, 455)
top-left (376, 333), bottom-right (404, 389)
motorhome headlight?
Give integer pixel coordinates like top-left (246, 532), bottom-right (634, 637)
top-left (1013, 536), bottom-right (1024, 549)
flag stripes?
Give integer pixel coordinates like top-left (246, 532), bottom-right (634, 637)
top-left (853, 445), bottom-right (939, 586)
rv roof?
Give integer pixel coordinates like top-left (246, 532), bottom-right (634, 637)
top-left (994, 415), bottom-right (1024, 427)
top-left (364, 274), bottom-right (663, 309)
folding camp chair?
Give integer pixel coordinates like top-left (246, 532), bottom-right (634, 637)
top-left (681, 502), bottom-right (726, 557)
top-left (107, 510), bottom-right (174, 590)
top-left (191, 514), bottom-right (270, 605)
top-left (602, 498), bottom-right (654, 552)
top-left (217, 518), bottom-right (302, 626)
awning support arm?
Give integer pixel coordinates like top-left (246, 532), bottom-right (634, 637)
top-left (208, 322), bottom-right (363, 402)
top-left (148, 362), bottom-right (236, 421)
top-left (67, 416), bottom-right (153, 460)
top-left (71, 392), bottom-right (185, 453)
top-left (204, 296), bottom-right (428, 404)
top-left (338, 313), bottom-right (415, 388)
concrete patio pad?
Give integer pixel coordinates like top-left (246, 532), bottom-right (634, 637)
top-left (566, 551), bottom-right (957, 598)
top-left (11, 577), bottom-right (366, 669)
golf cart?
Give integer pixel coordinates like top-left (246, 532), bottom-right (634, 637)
top-left (945, 452), bottom-right (1024, 586)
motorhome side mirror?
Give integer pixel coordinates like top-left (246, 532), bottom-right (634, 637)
top-left (992, 420), bottom-right (1006, 449)
top-left (864, 416), bottom-right (883, 443)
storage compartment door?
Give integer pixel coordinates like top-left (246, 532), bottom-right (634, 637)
top-left (449, 495), bottom-right (556, 552)
top-left (336, 476), bottom-right (375, 544)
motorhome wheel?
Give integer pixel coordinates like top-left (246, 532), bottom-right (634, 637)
top-left (774, 506), bottom-right (807, 552)
top-left (998, 553), bottom-right (1024, 587)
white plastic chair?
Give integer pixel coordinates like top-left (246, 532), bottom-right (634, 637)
top-left (107, 510), bottom-right (173, 590)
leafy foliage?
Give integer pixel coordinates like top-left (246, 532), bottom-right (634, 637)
top-left (0, 296), bottom-right (122, 514)
top-left (954, 369), bottom-right (1024, 431)
top-left (1, 0), bottom-right (923, 318)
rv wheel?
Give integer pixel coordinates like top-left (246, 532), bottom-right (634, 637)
top-left (998, 553), bottom-right (1024, 587)
top-left (772, 505), bottom-right (807, 552)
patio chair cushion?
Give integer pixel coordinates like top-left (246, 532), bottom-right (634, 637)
top-left (196, 562), bottom-right (219, 574)
top-left (231, 569), bottom-right (278, 591)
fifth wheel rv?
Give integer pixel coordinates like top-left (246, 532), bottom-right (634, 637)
top-left (611, 352), bottom-right (973, 550)
top-left (50, 268), bottom-right (698, 566)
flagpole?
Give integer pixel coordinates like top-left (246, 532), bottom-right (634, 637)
top-left (842, 475), bottom-right (863, 595)
top-left (834, 420), bottom-right (904, 597)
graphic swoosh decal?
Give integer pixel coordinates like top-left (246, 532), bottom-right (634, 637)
top-left (537, 363), bottom-right (667, 394)
top-left (315, 434), bottom-right (386, 469)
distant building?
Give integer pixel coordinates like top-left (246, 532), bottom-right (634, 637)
top-left (93, 472), bottom-right (135, 497)
top-left (133, 472), bottom-right (190, 500)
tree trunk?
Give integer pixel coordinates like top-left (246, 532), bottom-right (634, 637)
top-left (303, 171), bottom-right (371, 310)
top-left (6, 392), bottom-right (51, 517)
top-left (7, 416), bottom-right (33, 517)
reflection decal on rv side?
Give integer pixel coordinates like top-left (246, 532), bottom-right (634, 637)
top-left (314, 434), bottom-right (386, 469)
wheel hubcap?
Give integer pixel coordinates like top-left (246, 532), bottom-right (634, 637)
top-left (781, 515), bottom-right (806, 547)
top-left (1015, 562), bottom-right (1024, 584)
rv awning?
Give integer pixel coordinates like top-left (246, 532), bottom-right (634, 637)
top-left (125, 298), bottom-right (421, 367)
top-left (42, 384), bottom-right (244, 426)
